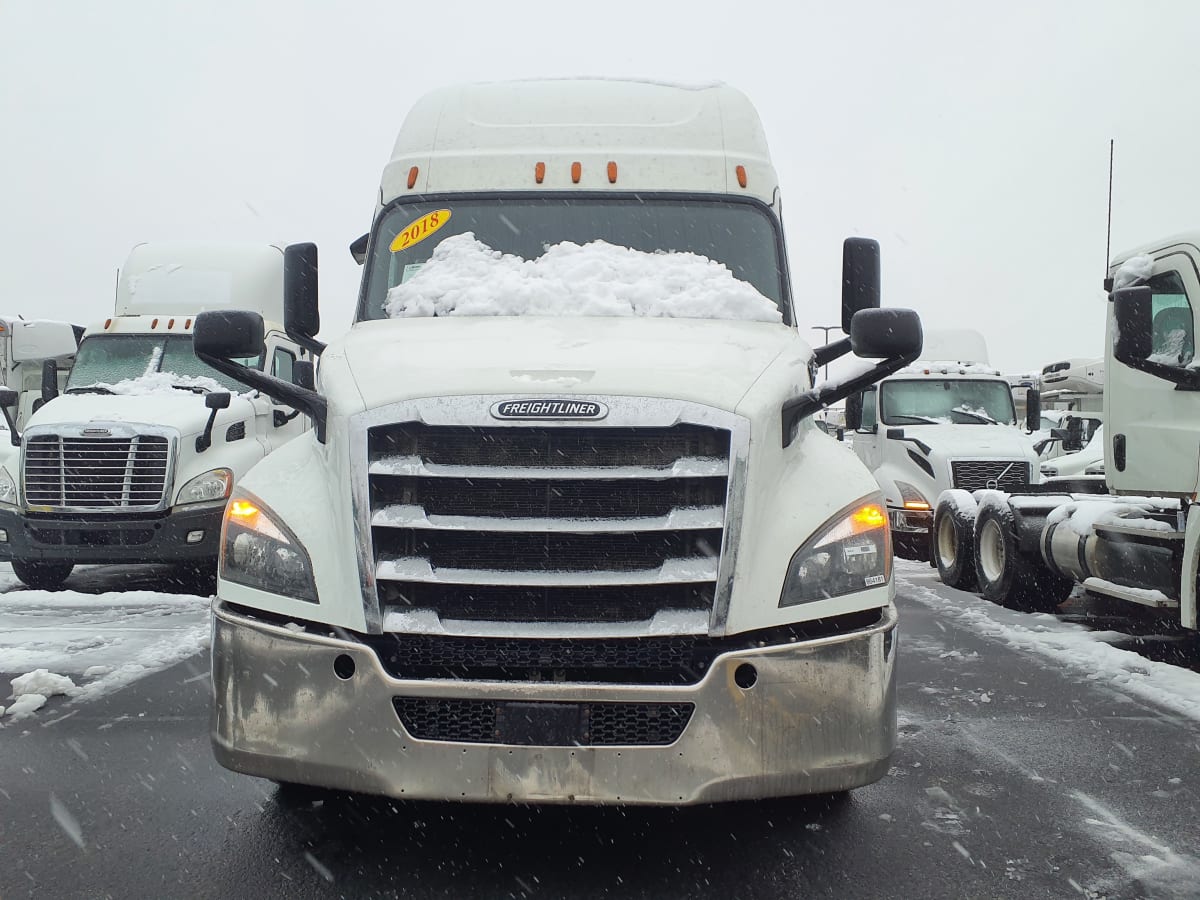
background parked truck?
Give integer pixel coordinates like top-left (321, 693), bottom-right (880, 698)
top-left (194, 78), bottom-right (923, 805)
top-left (0, 316), bottom-right (81, 431)
top-left (0, 242), bottom-right (310, 589)
top-left (933, 232), bottom-right (1200, 626)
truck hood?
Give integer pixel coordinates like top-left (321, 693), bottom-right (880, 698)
top-left (904, 424), bottom-right (1038, 458)
top-left (24, 393), bottom-right (252, 439)
top-left (334, 317), bottom-right (807, 412)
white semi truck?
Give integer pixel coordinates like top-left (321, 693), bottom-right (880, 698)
top-left (0, 243), bottom-right (309, 589)
top-left (933, 232), bottom-right (1200, 623)
top-left (193, 79), bottom-right (924, 805)
top-left (845, 329), bottom-right (1042, 561)
top-left (0, 317), bottom-right (82, 430)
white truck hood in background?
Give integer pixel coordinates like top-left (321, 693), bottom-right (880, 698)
top-left (904, 425), bottom-right (1037, 458)
top-left (336, 317), bottom-right (807, 412)
top-left (24, 393), bottom-right (252, 439)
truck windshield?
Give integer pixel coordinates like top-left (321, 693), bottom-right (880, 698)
top-left (357, 195), bottom-right (788, 322)
top-left (66, 334), bottom-right (257, 394)
top-left (880, 379), bottom-right (1017, 426)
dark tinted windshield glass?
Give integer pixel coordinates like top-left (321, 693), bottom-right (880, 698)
top-left (66, 334), bottom-right (258, 394)
top-left (358, 196), bottom-right (787, 321)
top-left (880, 379), bottom-right (1016, 426)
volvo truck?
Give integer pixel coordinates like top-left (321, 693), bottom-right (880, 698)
top-left (194, 79), bottom-right (923, 804)
top-left (0, 243), bottom-right (309, 589)
top-left (932, 233), bottom-right (1200, 624)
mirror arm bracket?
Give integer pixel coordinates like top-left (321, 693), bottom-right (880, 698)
top-left (781, 350), bottom-right (920, 448)
top-left (286, 328), bottom-right (327, 358)
top-left (813, 337), bottom-right (852, 369)
top-left (198, 353), bottom-right (329, 442)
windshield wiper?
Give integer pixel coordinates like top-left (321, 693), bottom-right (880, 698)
top-left (65, 386), bottom-right (115, 395)
top-left (171, 384), bottom-right (211, 394)
top-left (952, 407), bottom-right (1000, 425)
top-left (889, 414), bottom-right (939, 424)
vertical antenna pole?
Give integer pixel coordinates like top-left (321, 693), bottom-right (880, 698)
top-left (1105, 139), bottom-right (1114, 270)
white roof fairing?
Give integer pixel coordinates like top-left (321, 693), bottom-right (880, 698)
top-left (380, 79), bottom-right (779, 207)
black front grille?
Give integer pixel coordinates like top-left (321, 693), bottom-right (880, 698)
top-left (392, 698), bottom-right (694, 746)
top-left (28, 526), bottom-right (156, 547)
top-left (24, 434), bottom-right (170, 508)
top-left (951, 460), bottom-right (1030, 492)
top-left (371, 424), bottom-right (729, 469)
top-left (378, 582), bottom-right (713, 622)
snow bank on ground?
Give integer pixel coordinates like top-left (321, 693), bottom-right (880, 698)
top-left (384, 233), bottom-right (782, 322)
top-left (11, 668), bottom-right (76, 698)
top-left (80, 371), bottom-right (226, 396)
top-left (898, 561), bottom-right (1200, 724)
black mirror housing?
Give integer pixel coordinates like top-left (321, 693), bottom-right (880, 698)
top-left (841, 238), bottom-right (881, 333)
top-left (206, 391), bottom-right (232, 411)
top-left (1113, 286), bottom-right (1153, 364)
top-left (349, 233), bottom-right (369, 266)
top-left (293, 359), bottom-right (316, 391)
top-left (0, 389), bottom-right (17, 408)
top-left (844, 392), bottom-right (863, 431)
top-left (1024, 388), bottom-right (1041, 433)
top-left (194, 310), bottom-right (265, 360)
top-left (41, 359), bottom-right (59, 404)
top-left (284, 243), bottom-right (326, 356)
top-left (850, 308), bottom-right (923, 359)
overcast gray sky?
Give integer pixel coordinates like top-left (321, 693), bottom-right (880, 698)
top-left (3, 0), bottom-right (1198, 372)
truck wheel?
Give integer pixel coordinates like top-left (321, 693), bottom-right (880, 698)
top-left (973, 505), bottom-right (1072, 613)
top-left (11, 559), bottom-right (74, 591)
top-left (933, 496), bottom-right (977, 591)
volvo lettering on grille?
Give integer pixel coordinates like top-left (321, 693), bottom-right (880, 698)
top-left (490, 399), bottom-right (608, 421)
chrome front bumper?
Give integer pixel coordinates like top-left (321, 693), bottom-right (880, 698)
top-left (211, 601), bottom-right (898, 805)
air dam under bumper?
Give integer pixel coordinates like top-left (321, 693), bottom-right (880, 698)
top-left (0, 503), bottom-right (224, 564)
top-left (211, 600), bottom-right (898, 805)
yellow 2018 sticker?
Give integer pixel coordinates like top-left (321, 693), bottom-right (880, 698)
top-left (390, 209), bottom-right (452, 252)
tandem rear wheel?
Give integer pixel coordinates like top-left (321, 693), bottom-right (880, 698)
top-left (973, 504), bottom-right (1073, 613)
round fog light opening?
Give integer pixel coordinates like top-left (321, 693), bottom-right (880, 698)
top-left (734, 663), bottom-right (758, 689)
top-left (333, 654), bottom-right (356, 680)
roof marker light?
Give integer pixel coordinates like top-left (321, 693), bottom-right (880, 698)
top-left (736, 165), bottom-right (748, 188)
top-left (607, 161), bottom-right (618, 183)
top-left (168, 318), bottom-right (175, 329)
top-left (104, 318), bottom-right (112, 329)
top-left (534, 162), bottom-right (545, 184)
top-left (407, 166), bottom-right (419, 189)
top-left (185, 318), bottom-right (192, 329)
top-left (571, 162), bottom-right (582, 184)
top-left (151, 318), bottom-right (159, 328)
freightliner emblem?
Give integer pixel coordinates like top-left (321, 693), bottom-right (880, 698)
top-left (490, 399), bottom-right (608, 421)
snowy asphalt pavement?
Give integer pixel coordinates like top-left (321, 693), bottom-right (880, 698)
top-left (2, 562), bottom-right (1200, 898)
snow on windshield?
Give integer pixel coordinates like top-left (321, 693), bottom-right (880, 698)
top-left (83, 371), bottom-right (228, 396)
top-left (384, 233), bottom-right (784, 322)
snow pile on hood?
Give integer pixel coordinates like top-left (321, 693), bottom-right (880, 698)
top-left (80, 371), bottom-right (227, 396)
top-left (384, 233), bottom-right (783, 322)
top-left (1113, 254), bottom-right (1154, 289)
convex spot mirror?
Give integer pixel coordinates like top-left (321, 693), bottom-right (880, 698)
top-left (849, 308), bottom-right (923, 360)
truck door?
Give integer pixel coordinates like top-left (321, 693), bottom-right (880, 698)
top-left (851, 386), bottom-right (883, 473)
top-left (1106, 247), bottom-right (1200, 496)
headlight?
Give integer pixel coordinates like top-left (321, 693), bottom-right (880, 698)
top-left (779, 495), bottom-right (891, 607)
top-left (0, 468), bottom-right (16, 508)
top-left (176, 468), bottom-right (234, 505)
top-left (221, 492), bottom-right (317, 602)
top-left (895, 480), bottom-right (931, 511)
top-left (1041, 464), bottom-right (1057, 477)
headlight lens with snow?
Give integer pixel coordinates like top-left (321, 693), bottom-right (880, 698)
top-left (0, 468), bottom-right (17, 507)
top-left (779, 495), bottom-right (891, 607)
top-left (220, 493), bottom-right (317, 603)
top-left (176, 468), bottom-right (234, 505)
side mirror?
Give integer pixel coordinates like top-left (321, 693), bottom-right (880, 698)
top-left (1024, 388), bottom-right (1041, 434)
top-left (194, 310), bottom-right (265, 359)
top-left (292, 359), bottom-right (316, 391)
top-left (284, 243), bottom-right (326, 356)
top-left (850, 308), bottom-right (923, 359)
top-left (835, 427), bottom-right (845, 442)
top-left (845, 393), bottom-right (863, 430)
top-left (0, 388), bottom-right (19, 446)
top-left (1113, 286), bottom-right (1153, 365)
top-left (196, 391), bottom-right (232, 453)
top-left (349, 233), bottom-right (369, 266)
top-left (841, 238), bottom-right (881, 333)
top-left (41, 359), bottom-right (59, 404)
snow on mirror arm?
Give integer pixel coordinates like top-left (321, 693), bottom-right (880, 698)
top-left (65, 334), bottom-right (260, 395)
top-left (358, 196), bottom-right (788, 323)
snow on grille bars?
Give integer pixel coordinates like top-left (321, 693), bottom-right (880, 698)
top-left (23, 434), bottom-right (171, 509)
top-left (367, 423), bottom-right (731, 624)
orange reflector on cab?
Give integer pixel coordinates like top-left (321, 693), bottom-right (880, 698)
top-left (104, 318), bottom-right (112, 329)
top-left (151, 318), bottom-right (159, 328)
top-left (407, 166), bottom-right (419, 189)
top-left (607, 161), bottom-right (618, 183)
top-left (735, 165), bottom-right (747, 188)
top-left (534, 162), bottom-right (545, 184)
top-left (851, 504), bottom-right (887, 532)
top-left (571, 162), bottom-right (582, 183)
top-left (167, 318), bottom-right (175, 329)
top-left (185, 318), bottom-right (192, 329)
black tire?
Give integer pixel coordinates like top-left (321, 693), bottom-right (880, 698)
top-left (893, 531), bottom-right (931, 562)
top-left (11, 559), bottom-right (73, 590)
top-left (933, 493), bottom-right (977, 590)
top-left (973, 504), bottom-right (1073, 612)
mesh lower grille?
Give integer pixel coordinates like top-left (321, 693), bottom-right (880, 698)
top-left (378, 583), bottom-right (713, 622)
top-left (392, 697), bottom-right (694, 746)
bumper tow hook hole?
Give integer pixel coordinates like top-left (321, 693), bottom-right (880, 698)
top-left (333, 654), bottom-right (356, 680)
top-left (734, 663), bottom-right (758, 690)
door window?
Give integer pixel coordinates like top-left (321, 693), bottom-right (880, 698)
top-left (1145, 271), bottom-right (1195, 367)
top-left (860, 387), bottom-right (877, 431)
top-left (271, 347), bottom-right (296, 383)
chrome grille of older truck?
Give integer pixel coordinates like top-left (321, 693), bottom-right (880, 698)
top-left (368, 423), bottom-right (731, 624)
top-left (23, 434), bottom-right (171, 509)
